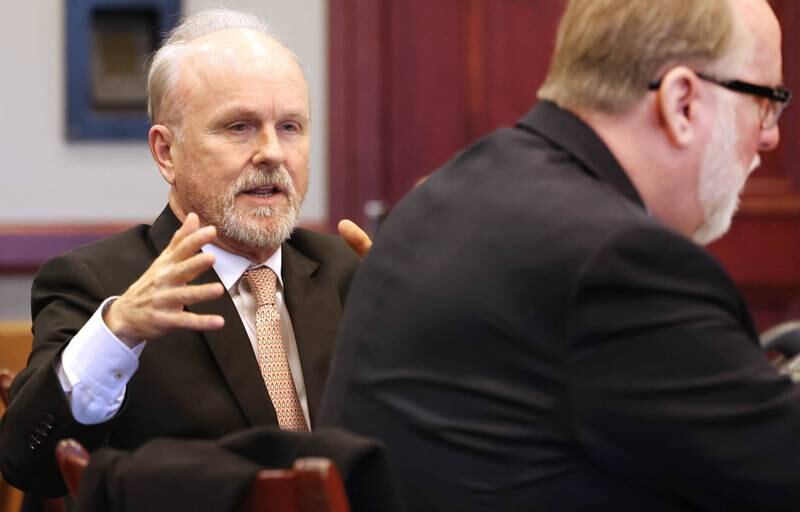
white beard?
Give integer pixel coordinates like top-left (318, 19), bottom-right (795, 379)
top-left (182, 164), bottom-right (304, 252)
top-left (217, 166), bottom-right (303, 250)
top-left (692, 97), bottom-right (758, 245)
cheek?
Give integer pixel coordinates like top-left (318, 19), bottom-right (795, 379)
top-left (292, 165), bottom-right (310, 198)
top-left (192, 151), bottom-right (246, 185)
top-left (733, 112), bottom-right (759, 169)
top-left (287, 145), bottom-right (311, 193)
top-left (736, 136), bottom-right (759, 172)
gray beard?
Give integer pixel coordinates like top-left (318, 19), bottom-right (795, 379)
top-left (692, 96), bottom-right (747, 246)
top-left (201, 165), bottom-right (304, 252)
top-left (218, 201), bottom-right (300, 251)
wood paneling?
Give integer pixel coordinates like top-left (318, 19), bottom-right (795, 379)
top-left (0, 321), bottom-right (32, 373)
top-left (705, 0), bottom-right (800, 329)
top-left (0, 221), bottom-right (329, 275)
top-left (329, 0), bottom-right (800, 330)
top-left (329, 0), bottom-right (565, 228)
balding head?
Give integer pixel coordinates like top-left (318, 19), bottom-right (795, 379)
top-left (147, 8), bottom-right (305, 131)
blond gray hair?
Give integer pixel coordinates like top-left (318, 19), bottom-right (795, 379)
top-left (538, 0), bottom-right (737, 114)
top-left (147, 9), bottom-right (280, 127)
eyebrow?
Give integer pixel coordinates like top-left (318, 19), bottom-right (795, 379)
top-left (279, 109), bottom-right (311, 121)
top-left (213, 106), bottom-right (310, 122)
top-left (214, 106), bottom-right (260, 121)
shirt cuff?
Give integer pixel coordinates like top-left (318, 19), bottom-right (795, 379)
top-left (59, 297), bottom-right (146, 424)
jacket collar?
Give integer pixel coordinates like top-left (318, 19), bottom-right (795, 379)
top-left (517, 100), bottom-right (645, 210)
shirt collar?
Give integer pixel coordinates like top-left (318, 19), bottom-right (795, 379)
top-left (201, 243), bottom-right (283, 291)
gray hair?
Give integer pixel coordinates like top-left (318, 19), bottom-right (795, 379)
top-left (147, 8), bottom-right (287, 127)
top-left (537, 0), bottom-right (736, 114)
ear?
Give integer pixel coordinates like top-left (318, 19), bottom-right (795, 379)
top-left (653, 66), bottom-right (705, 148)
top-left (148, 124), bottom-right (178, 184)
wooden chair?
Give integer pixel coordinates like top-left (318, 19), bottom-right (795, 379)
top-left (55, 439), bottom-right (88, 498)
top-left (0, 369), bottom-right (12, 408)
top-left (56, 438), bottom-right (351, 512)
top-left (0, 322), bottom-right (33, 377)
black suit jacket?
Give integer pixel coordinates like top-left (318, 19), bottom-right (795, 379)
top-left (76, 426), bottom-right (401, 512)
top-left (320, 101), bottom-right (800, 511)
top-left (0, 206), bottom-right (358, 497)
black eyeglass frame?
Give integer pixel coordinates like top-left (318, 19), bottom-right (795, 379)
top-left (648, 72), bottom-right (791, 104)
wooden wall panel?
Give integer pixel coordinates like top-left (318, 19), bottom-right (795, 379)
top-left (706, 0), bottom-right (800, 329)
top-left (386, 0), bottom-right (472, 202)
top-left (768, 0), bottom-right (800, 185)
top-left (482, 0), bottom-right (565, 133)
top-left (329, 0), bottom-right (389, 233)
top-left (329, 0), bottom-right (800, 330)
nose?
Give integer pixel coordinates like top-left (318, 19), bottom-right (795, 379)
top-left (759, 124), bottom-right (780, 152)
top-left (252, 126), bottom-right (286, 167)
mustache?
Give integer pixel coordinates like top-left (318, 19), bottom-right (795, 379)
top-left (231, 167), bottom-right (295, 195)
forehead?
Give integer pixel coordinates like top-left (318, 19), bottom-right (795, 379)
top-left (178, 29), bottom-right (310, 117)
top-left (729, 0), bottom-right (783, 83)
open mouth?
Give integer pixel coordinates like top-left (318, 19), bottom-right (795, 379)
top-left (242, 185), bottom-right (284, 198)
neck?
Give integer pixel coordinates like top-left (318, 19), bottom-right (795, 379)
top-left (212, 237), bottom-right (279, 264)
top-left (573, 104), bottom-right (704, 238)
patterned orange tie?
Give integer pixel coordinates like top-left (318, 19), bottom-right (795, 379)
top-left (244, 267), bottom-right (308, 431)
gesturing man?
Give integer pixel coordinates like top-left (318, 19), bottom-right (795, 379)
top-left (320, 1), bottom-right (800, 510)
top-left (0, 9), bottom-right (365, 497)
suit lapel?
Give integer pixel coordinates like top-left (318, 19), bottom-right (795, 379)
top-left (148, 205), bottom-right (278, 427)
top-left (187, 269), bottom-right (279, 426)
top-left (282, 242), bottom-right (343, 427)
top-left (147, 206), bottom-right (182, 253)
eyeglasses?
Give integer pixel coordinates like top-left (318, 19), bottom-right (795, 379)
top-left (648, 71), bottom-right (792, 129)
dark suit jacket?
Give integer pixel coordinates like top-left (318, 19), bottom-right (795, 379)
top-left (320, 101), bottom-right (800, 511)
top-left (0, 206), bottom-right (359, 497)
top-left (76, 426), bottom-right (401, 512)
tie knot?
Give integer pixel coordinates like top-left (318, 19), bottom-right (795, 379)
top-left (244, 267), bottom-right (277, 307)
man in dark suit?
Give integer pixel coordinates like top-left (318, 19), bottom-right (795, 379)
top-left (0, 9), bottom-right (368, 497)
top-left (320, 0), bottom-right (800, 510)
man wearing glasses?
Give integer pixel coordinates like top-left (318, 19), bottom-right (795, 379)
top-left (320, 0), bottom-right (800, 510)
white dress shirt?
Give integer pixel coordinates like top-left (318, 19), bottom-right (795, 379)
top-left (56, 244), bottom-right (310, 428)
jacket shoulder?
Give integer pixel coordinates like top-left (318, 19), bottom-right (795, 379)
top-left (287, 228), bottom-right (360, 274)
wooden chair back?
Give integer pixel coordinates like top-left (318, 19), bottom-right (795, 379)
top-left (56, 439), bottom-right (351, 512)
top-left (55, 439), bottom-right (89, 497)
top-left (242, 458), bottom-right (350, 512)
top-left (0, 369), bottom-right (13, 409)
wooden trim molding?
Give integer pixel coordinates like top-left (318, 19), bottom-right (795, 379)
top-left (0, 320), bottom-right (33, 373)
top-left (0, 224), bottom-right (134, 274)
top-left (0, 221), bottom-right (330, 274)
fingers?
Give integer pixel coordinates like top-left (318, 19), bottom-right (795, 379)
top-left (165, 213), bottom-right (217, 261)
top-left (171, 252), bottom-right (217, 284)
top-left (154, 283), bottom-right (226, 308)
top-left (170, 225), bottom-right (217, 261)
top-left (106, 212), bottom-right (226, 344)
top-left (154, 310), bottom-right (225, 332)
top-left (338, 219), bottom-right (373, 258)
top-left (169, 212), bottom-right (200, 248)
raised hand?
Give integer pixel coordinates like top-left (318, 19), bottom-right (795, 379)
top-left (338, 219), bottom-right (373, 258)
top-left (103, 213), bottom-right (226, 347)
